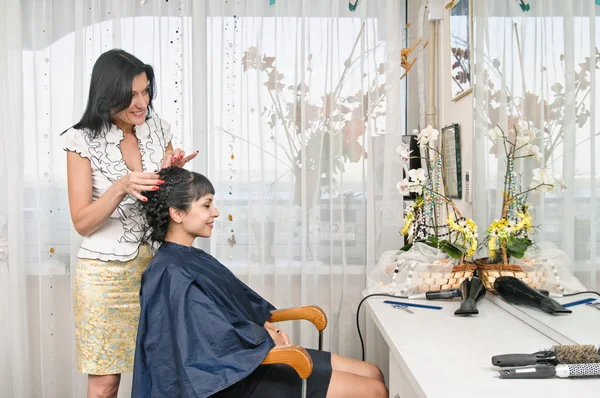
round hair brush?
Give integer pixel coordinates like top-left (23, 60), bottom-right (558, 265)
top-left (492, 344), bottom-right (600, 367)
top-left (496, 363), bottom-right (600, 379)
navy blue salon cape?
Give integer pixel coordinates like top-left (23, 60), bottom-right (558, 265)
top-left (132, 241), bottom-right (276, 397)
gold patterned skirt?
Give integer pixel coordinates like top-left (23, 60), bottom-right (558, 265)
top-left (73, 244), bottom-right (152, 375)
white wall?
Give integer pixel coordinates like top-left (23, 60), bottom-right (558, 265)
top-left (407, 2), bottom-right (474, 219)
top-left (437, 7), bottom-right (474, 218)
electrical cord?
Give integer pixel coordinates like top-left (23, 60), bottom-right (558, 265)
top-left (562, 291), bottom-right (600, 298)
top-left (356, 293), bottom-right (408, 361)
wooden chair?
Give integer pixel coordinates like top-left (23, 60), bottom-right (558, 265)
top-left (260, 305), bottom-right (328, 398)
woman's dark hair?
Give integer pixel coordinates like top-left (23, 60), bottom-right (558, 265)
top-left (65, 49), bottom-right (156, 138)
top-left (143, 167), bottom-right (216, 243)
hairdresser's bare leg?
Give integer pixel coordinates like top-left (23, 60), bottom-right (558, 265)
top-left (87, 374), bottom-right (120, 398)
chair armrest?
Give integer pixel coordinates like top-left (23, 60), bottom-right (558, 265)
top-left (261, 344), bottom-right (313, 379)
top-left (269, 305), bottom-right (328, 332)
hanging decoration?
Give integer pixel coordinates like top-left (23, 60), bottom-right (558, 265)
top-left (519, 0), bottom-right (530, 12)
top-left (400, 37), bottom-right (422, 80)
top-left (224, 2), bottom-right (239, 251)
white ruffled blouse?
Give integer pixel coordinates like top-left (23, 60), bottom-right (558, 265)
top-left (63, 114), bottom-right (172, 261)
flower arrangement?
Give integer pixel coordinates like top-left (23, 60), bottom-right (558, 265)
top-left (240, 25), bottom-right (386, 205)
top-left (482, 124), bottom-right (565, 265)
top-left (397, 125), bottom-right (478, 264)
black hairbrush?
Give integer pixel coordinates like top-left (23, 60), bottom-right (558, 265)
top-left (492, 344), bottom-right (600, 367)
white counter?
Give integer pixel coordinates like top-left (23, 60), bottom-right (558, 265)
top-left (366, 297), bottom-right (600, 398)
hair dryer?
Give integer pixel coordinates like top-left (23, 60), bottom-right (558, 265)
top-left (493, 276), bottom-right (571, 315)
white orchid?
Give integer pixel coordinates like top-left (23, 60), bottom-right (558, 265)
top-left (409, 182), bottom-right (423, 195)
top-left (407, 168), bottom-right (426, 195)
top-left (515, 135), bottom-right (530, 148)
top-left (555, 176), bottom-right (567, 192)
top-left (525, 128), bottom-right (537, 141)
top-left (524, 144), bottom-right (541, 161)
top-left (486, 126), bottom-right (504, 142)
top-left (396, 178), bottom-right (410, 195)
top-left (408, 168), bottom-right (426, 184)
top-left (395, 142), bottom-right (412, 163)
top-left (530, 168), bottom-right (556, 192)
top-left (417, 125), bottom-right (439, 146)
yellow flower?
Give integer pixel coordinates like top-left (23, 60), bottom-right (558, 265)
top-left (448, 212), bottom-right (479, 258)
top-left (488, 218), bottom-right (510, 233)
top-left (488, 234), bottom-right (497, 258)
top-left (447, 213), bottom-right (462, 232)
top-left (514, 211), bottom-right (533, 233)
top-left (401, 212), bottom-right (414, 236)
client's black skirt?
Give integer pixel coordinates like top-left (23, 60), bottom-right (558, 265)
top-left (213, 349), bottom-right (332, 398)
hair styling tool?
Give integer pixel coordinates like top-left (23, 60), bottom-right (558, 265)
top-left (391, 304), bottom-right (414, 314)
top-left (496, 363), bottom-right (600, 379)
top-left (411, 287), bottom-right (551, 301)
top-left (383, 300), bottom-right (442, 310)
top-left (492, 345), bottom-right (600, 367)
top-left (408, 288), bottom-right (462, 300)
top-left (454, 276), bottom-right (486, 316)
top-left (493, 276), bottom-right (571, 314)
top-left (562, 297), bottom-right (597, 308)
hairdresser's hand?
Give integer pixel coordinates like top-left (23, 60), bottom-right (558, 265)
top-left (117, 171), bottom-right (163, 202)
top-left (161, 148), bottom-right (199, 169)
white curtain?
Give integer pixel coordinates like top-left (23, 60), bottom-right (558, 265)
top-left (473, 0), bottom-right (599, 289)
top-left (0, 0), bottom-right (405, 396)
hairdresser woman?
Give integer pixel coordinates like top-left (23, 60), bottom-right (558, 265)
top-left (62, 49), bottom-right (197, 398)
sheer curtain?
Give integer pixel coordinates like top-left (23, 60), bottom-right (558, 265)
top-left (473, 0), bottom-right (599, 290)
top-left (203, 0), bottom-right (405, 358)
top-left (0, 0), bottom-right (405, 396)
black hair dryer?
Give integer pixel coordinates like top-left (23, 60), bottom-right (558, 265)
top-left (493, 276), bottom-right (571, 315)
top-left (454, 276), bottom-right (486, 316)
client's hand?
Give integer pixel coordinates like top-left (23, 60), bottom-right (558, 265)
top-left (267, 328), bottom-right (291, 346)
top-left (267, 328), bottom-right (286, 346)
top-left (265, 321), bottom-right (291, 346)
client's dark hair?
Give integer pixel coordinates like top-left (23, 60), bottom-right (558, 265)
top-left (143, 167), bottom-right (215, 243)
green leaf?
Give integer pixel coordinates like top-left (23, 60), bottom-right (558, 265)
top-left (438, 240), bottom-right (464, 260)
top-left (400, 243), bottom-right (413, 252)
top-left (426, 236), bottom-right (440, 246)
top-left (507, 237), bottom-right (532, 259)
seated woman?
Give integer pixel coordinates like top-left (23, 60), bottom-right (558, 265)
top-left (132, 167), bottom-right (387, 398)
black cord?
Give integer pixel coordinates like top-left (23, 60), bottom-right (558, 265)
top-left (356, 293), bottom-right (408, 361)
top-left (562, 291), bottom-right (600, 298)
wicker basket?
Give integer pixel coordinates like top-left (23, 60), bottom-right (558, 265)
top-left (414, 263), bottom-right (478, 293)
top-left (475, 259), bottom-right (546, 294)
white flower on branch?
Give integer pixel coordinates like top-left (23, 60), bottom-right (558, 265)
top-left (396, 178), bottom-right (410, 195)
top-left (407, 168), bottom-right (427, 195)
top-left (408, 168), bottom-right (426, 184)
top-left (417, 125), bottom-right (439, 145)
top-left (515, 135), bottom-right (530, 148)
top-left (524, 144), bottom-right (541, 161)
top-left (486, 126), bottom-right (504, 142)
top-left (530, 168), bottom-right (557, 192)
top-left (395, 142), bottom-right (412, 163)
